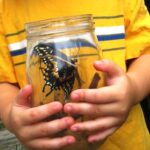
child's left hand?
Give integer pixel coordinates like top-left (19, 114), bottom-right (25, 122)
top-left (64, 59), bottom-right (137, 143)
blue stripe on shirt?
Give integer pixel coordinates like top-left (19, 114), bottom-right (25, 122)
top-left (97, 33), bottom-right (125, 41)
top-left (10, 34), bottom-right (125, 57)
top-left (10, 47), bottom-right (26, 56)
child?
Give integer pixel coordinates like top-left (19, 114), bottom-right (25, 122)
top-left (0, 0), bottom-right (150, 149)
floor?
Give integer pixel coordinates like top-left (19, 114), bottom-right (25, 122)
top-left (0, 122), bottom-right (25, 150)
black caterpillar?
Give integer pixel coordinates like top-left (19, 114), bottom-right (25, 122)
top-left (30, 43), bottom-right (81, 103)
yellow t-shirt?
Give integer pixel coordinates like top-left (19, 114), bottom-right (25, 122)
top-left (0, 0), bottom-right (150, 149)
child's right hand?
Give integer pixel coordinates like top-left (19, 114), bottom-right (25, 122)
top-left (3, 85), bottom-right (75, 149)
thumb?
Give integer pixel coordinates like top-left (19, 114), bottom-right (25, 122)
top-left (93, 59), bottom-right (124, 79)
top-left (16, 84), bottom-right (32, 107)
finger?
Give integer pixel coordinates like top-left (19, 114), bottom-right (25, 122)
top-left (27, 136), bottom-right (75, 150)
top-left (70, 117), bottom-right (118, 133)
top-left (64, 102), bottom-right (118, 117)
top-left (70, 86), bottom-right (117, 104)
top-left (16, 84), bottom-right (32, 107)
top-left (88, 126), bottom-right (117, 143)
top-left (93, 60), bottom-right (124, 78)
top-left (22, 117), bottom-right (74, 139)
top-left (20, 102), bottom-right (63, 124)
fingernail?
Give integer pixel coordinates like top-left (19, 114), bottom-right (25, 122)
top-left (88, 137), bottom-right (94, 143)
top-left (66, 105), bottom-right (73, 112)
top-left (53, 103), bottom-right (62, 111)
top-left (88, 137), bottom-right (97, 143)
top-left (71, 126), bottom-right (79, 132)
top-left (94, 61), bottom-right (104, 66)
top-left (67, 137), bottom-right (75, 144)
top-left (71, 93), bottom-right (79, 100)
top-left (64, 118), bottom-right (73, 125)
top-left (19, 88), bottom-right (24, 94)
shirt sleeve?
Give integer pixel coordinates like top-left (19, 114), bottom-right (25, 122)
top-left (0, 13), bottom-right (17, 83)
top-left (124, 0), bottom-right (150, 60)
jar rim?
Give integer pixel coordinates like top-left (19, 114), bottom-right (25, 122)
top-left (25, 14), bottom-right (92, 28)
top-left (25, 14), bottom-right (94, 38)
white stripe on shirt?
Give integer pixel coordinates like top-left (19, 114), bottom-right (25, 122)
top-left (8, 25), bottom-right (125, 51)
top-left (95, 25), bottom-right (125, 35)
top-left (8, 39), bottom-right (27, 51)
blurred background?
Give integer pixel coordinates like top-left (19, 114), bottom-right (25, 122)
top-left (140, 0), bottom-right (150, 133)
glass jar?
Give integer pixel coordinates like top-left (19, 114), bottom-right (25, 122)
top-left (26, 14), bottom-right (101, 108)
top-left (25, 14), bottom-right (102, 149)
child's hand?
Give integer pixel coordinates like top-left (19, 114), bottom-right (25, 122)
top-left (5, 85), bottom-right (75, 149)
top-left (64, 59), bottom-right (136, 143)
